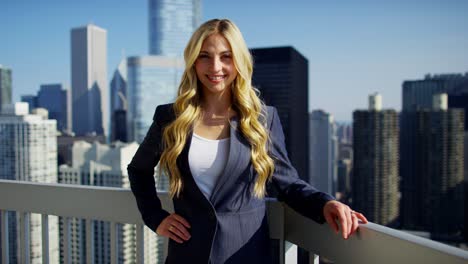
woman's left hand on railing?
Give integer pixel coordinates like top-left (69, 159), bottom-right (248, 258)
top-left (323, 200), bottom-right (368, 240)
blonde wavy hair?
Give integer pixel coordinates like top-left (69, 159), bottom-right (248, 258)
top-left (159, 19), bottom-right (275, 199)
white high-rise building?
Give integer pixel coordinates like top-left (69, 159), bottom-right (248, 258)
top-left (309, 110), bottom-right (338, 195)
top-left (71, 24), bottom-right (108, 137)
top-left (0, 103), bottom-right (59, 264)
top-left (59, 141), bottom-right (140, 263)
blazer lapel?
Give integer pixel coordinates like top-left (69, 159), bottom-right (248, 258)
top-left (209, 116), bottom-right (252, 208)
top-left (177, 116), bottom-right (252, 208)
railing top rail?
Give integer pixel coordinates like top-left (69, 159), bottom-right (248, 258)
top-left (1, 179), bottom-right (467, 264)
top-left (0, 179), bottom-right (172, 224)
top-left (282, 205), bottom-right (468, 264)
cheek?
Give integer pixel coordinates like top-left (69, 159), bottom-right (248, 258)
top-left (194, 64), bottom-right (204, 79)
top-left (226, 64), bottom-right (237, 75)
top-left (228, 65), bottom-right (238, 79)
top-left (230, 72), bottom-right (238, 81)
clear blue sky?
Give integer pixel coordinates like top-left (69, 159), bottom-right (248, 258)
top-left (2, 0), bottom-right (467, 121)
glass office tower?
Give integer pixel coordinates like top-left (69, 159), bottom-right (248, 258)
top-left (126, 56), bottom-right (184, 143)
top-left (148, 0), bottom-right (202, 56)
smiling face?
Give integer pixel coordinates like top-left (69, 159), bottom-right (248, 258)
top-left (194, 33), bottom-right (238, 96)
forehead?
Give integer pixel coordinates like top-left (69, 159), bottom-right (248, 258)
top-left (200, 33), bottom-right (232, 52)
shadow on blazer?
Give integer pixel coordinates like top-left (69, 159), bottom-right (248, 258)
top-left (128, 103), bottom-right (335, 264)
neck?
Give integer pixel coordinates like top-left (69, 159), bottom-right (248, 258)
top-left (201, 90), bottom-right (233, 117)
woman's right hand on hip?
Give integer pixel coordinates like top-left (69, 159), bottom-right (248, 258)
top-left (156, 213), bottom-right (191, 243)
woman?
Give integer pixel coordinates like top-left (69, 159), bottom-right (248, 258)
top-left (128, 18), bottom-right (367, 263)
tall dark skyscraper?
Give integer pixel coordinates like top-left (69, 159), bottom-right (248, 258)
top-left (21, 95), bottom-right (38, 109)
top-left (352, 94), bottom-right (399, 226)
top-left (0, 65), bottom-right (12, 112)
top-left (20, 84), bottom-right (71, 133)
top-left (110, 60), bottom-right (128, 142)
top-left (251, 46), bottom-right (309, 182)
top-left (408, 94), bottom-right (465, 240)
top-left (401, 73), bottom-right (468, 231)
top-left (448, 93), bottom-right (468, 131)
top-left (38, 84), bottom-right (71, 133)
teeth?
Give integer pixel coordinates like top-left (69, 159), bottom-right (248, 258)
top-left (208, 75), bottom-right (225, 81)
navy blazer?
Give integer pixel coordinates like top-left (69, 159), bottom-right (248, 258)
top-left (128, 103), bottom-right (335, 264)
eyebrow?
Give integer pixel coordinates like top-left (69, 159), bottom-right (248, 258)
top-left (199, 50), bottom-right (232, 55)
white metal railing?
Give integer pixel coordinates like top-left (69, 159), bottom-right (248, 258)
top-left (0, 179), bottom-right (467, 264)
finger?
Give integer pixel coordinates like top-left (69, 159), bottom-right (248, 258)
top-left (168, 224), bottom-right (190, 241)
top-left (351, 211), bottom-right (368, 223)
top-left (168, 233), bottom-right (183, 243)
top-left (338, 209), bottom-right (348, 239)
top-left (355, 212), bottom-right (368, 224)
top-left (350, 214), bottom-right (359, 236)
top-left (325, 212), bottom-right (339, 233)
top-left (170, 222), bottom-right (191, 240)
top-left (172, 214), bottom-right (191, 228)
top-left (346, 209), bottom-right (352, 239)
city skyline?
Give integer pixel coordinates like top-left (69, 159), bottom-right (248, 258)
top-left (1, 1), bottom-right (466, 261)
top-left (2, 0), bottom-right (468, 121)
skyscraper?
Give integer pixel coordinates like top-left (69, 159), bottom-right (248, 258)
top-left (413, 94), bottom-right (464, 239)
top-left (71, 24), bottom-right (108, 137)
top-left (20, 95), bottom-right (38, 110)
top-left (336, 123), bottom-right (353, 144)
top-left (337, 159), bottom-right (352, 201)
top-left (401, 73), bottom-right (468, 230)
top-left (148, 0), bottom-right (202, 56)
top-left (352, 94), bottom-right (399, 226)
top-left (0, 65), bottom-right (12, 112)
top-left (110, 59), bottom-right (128, 142)
top-left (126, 56), bottom-right (184, 143)
top-left (251, 46), bottom-right (309, 182)
top-left (309, 110), bottom-right (338, 195)
top-left (448, 93), bottom-right (468, 130)
top-left (38, 84), bottom-right (71, 133)
top-left (0, 102), bottom-right (59, 264)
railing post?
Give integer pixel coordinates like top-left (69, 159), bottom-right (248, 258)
top-left (136, 224), bottom-right (144, 264)
top-left (41, 214), bottom-right (49, 264)
top-left (267, 200), bottom-right (285, 264)
top-left (298, 247), bottom-right (314, 264)
top-left (1, 210), bottom-right (9, 264)
top-left (309, 253), bottom-right (319, 264)
top-left (19, 212), bottom-right (30, 264)
top-left (279, 238), bottom-right (286, 264)
top-left (63, 217), bottom-right (70, 264)
top-left (110, 221), bottom-right (117, 264)
top-left (86, 219), bottom-right (94, 264)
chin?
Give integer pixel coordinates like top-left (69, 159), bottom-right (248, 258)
top-left (202, 83), bottom-right (229, 94)
top-left (207, 86), bottom-right (227, 94)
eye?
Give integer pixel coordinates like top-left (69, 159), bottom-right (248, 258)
top-left (198, 54), bottom-right (209, 59)
top-left (221, 54), bottom-right (232, 60)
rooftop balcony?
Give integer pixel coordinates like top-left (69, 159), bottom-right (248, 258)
top-left (0, 179), bottom-right (467, 264)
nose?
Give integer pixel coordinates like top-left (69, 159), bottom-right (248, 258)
top-left (210, 56), bottom-right (222, 72)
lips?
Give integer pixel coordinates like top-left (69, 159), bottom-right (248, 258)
top-left (207, 75), bottom-right (226, 80)
top-left (207, 75), bottom-right (226, 83)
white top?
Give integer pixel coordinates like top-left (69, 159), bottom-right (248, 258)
top-left (188, 132), bottom-right (230, 199)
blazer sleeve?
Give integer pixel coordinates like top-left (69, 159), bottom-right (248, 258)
top-left (127, 105), bottom-right (170, 232)
top-left (268, 107), bottom-right (335, 224)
